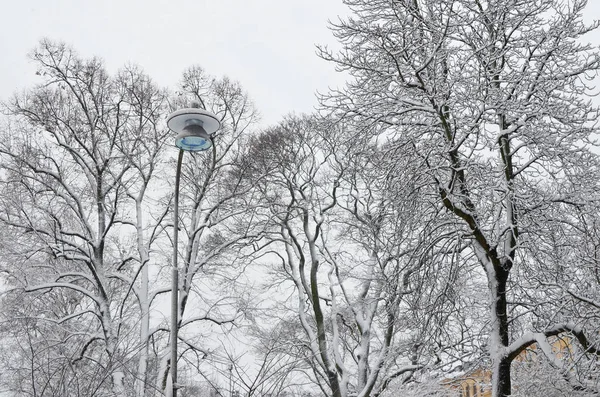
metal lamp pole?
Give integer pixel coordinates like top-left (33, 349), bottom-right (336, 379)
top-left (166, 105), bottom-right (221, 397)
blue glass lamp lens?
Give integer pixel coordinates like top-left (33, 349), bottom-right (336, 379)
top-left (176, 136), bottom-right (212, 151)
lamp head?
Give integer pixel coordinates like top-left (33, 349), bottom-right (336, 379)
top-left (167, 108), bottom-right (221, 152)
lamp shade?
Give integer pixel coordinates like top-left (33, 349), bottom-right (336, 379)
top-left (167, 108), bottom-right (221, 152)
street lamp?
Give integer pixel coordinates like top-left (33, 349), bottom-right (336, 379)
top-left (166, 105), bottom-right (221, 397)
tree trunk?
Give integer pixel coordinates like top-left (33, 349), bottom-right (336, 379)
top-left (135, 199), bottom-right (150, 397)
top-left (491, 267), bottom-right (511, 397)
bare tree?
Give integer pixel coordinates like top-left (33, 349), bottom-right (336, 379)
top-left (0, 40), bottom-right (172, 396)
top-left (0, 42), bottom-right (266, 397)
top-left (0, 39), bottom-right (140, 395)
top-left (154, 66), bottom-right (265, 393)
top-left (0, 251), bottom-right (115, 397)
top-left (243, 115), bottom-right (469, 397)
top-left (209, 327), bottom-right (308, 397)
top-left (113, 64), bottom-right (171, 397)
top-left (319, 1), bottom-right (600, 395)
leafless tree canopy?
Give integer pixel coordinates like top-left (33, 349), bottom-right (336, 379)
top-left (2, 2), bottom-right (600, 396)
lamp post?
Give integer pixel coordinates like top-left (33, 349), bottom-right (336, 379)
top-left (166, 105), bottom-right (221, 397)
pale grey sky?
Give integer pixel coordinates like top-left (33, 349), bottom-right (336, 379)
top-left (1, 1), bottom-right (599, 127)
top-left (0, 0), bottom-right (348, 126)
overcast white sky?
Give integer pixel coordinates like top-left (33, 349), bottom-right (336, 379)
top-left (0, 0), bottom-right (349, 127)
top-left (1, 1), bottom-right (599, 127)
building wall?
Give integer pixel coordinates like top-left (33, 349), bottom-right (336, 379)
top-left (442, 336), bottom-right (573, 396)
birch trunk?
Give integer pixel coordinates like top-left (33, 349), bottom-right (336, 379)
top-left (134, 197), bottom-right (151, 397)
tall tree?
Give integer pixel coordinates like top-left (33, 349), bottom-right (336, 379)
top-left (0, 41), bottom-right (266, 397)
top-left (113, 64), bottom-right (171, 397)
top-left (319, 0), bottom-right (600, 395)
top-left (0, 39), bottom-right (141, 395)
top-left (0, 40), bottom-right (178, 397)
top-left (244, 115), bottom-right (468, 397)
top-left (154, 66), bottom-right (264, 393)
